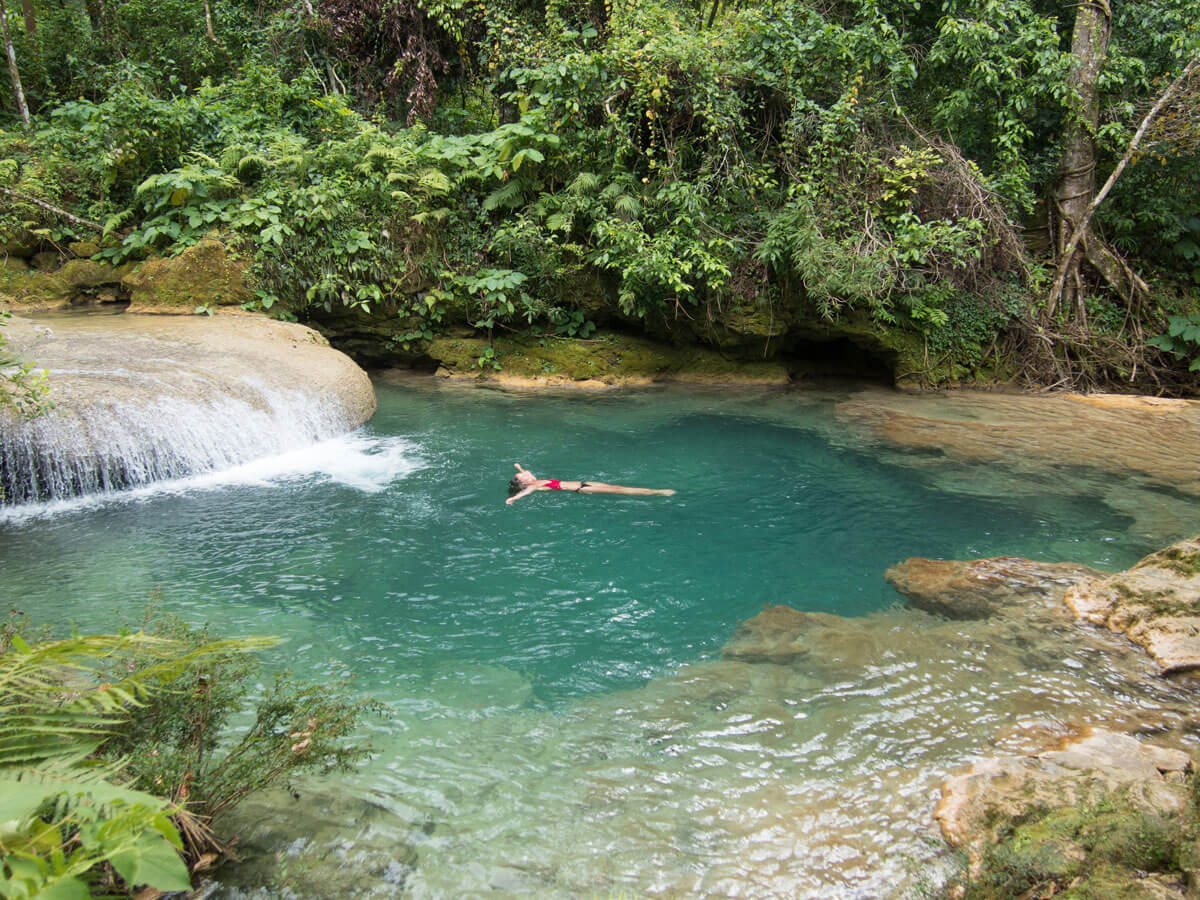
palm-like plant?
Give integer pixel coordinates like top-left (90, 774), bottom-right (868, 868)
top-left (0, 623), bottom-right (274, 898)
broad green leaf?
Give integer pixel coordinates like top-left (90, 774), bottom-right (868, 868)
top-left (31, 875), bottom-right (90, 900)
top-left (108, 835), bottom-right (191, 891)
top-left (0, 780), bottom-right (55, 822)
top-left (1173, 239), bottom-right (1200, 260)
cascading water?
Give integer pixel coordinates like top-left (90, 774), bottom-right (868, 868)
top-left (2, 377), bottom-right (362, 502)
top-left (0, 313), bottom-right (376, 505)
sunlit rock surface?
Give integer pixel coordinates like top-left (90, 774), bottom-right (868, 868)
top-left (1066, 536), bottom-right (1200, 676)
top-left (0, 313), bottom-right (375, 503)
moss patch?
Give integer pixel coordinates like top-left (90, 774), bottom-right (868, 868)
top-left (424, 332), bottom-right (791, 385)
top-left (0, 259), bottom-right (134, 308)
top-left (955, 786), bottom-right (1199, 900)
top-left (122, 238), bottom-right (251, 310)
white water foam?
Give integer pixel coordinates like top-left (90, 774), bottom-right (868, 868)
top-left (0, 432), bottom-right (425, 525)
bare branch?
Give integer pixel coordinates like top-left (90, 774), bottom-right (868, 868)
top-left (1047, 52), bottom-right (1200, 315)
top-left (0, 186), bottom-right (105, 232)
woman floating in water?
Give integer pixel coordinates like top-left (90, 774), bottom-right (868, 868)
top-left (506, 463), bottom-right (676, 505)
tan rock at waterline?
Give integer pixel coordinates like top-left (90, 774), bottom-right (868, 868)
top-left (837, 387), bottom-right (1200, 496)
top-left (1066, 536), bottom-right (1200, 676)
top-left (884, 556), bottom-right (1102, 619)
top-left (936, 729), bottom-right (1192, 869)
top-left (722, 605), bottom-right (814, 663)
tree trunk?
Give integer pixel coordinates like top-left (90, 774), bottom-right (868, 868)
top-left (0, 0), bottom-right (30, 128)
top-left (203, 0), bottom-right (217, 42)
top-left (18, 0), bottom-right (32, 36)
top-left (1046, 51), bottom-right (1200, 318)
top-left (1049, 0), bottom-right (1111, 317)
top-left (84, 0), bottom-right (102, 32)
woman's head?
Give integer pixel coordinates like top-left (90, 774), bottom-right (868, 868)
top-left (508, 469), bottom-right (536, 493)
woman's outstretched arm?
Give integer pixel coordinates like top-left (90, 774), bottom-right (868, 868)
top-left (506, 485), bottom-right (538, 505)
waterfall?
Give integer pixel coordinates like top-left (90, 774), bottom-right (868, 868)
top-left (0, 314), bottom-right (377, 506)
top-left (2, 379), bottom-right (363, 504)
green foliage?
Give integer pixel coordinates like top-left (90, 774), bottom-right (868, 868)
top-left (0, 312), bottom-right (53, 418)
top-left (1147, 314), bottom-right (1200, 371)
top-left (0, 778), bottom-right (191, 899)
top-left (0, 616), bottom-right (270, 896)
top-left (99, 613), bottom-right (381, 829)
top-left (0, 607), bottom-right (379, 894)
top-left (3, 0), bottom-right (1199, 385)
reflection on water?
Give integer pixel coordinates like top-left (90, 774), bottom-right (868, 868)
top-left (2, 380), bottom-right (1199, 898)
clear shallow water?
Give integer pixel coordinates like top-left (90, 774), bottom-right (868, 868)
top-left (2, 380), bottom-right (1198, 898)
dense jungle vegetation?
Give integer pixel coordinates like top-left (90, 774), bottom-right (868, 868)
top-left (0, 0), bottom-right (1198, 389)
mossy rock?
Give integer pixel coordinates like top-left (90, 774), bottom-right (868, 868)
top-left (68, 241), bottom-right (101, 258)
top-left (122, 238), bottom-right (251, 310)
top-left (0, 259), bottom-right (133, 308)
top-left (0, 228), bottom-right (38, 258)
top-left (425, 332), bottom-right (791, 385)
top-left (1057, 863), bottom-right (1189, 899)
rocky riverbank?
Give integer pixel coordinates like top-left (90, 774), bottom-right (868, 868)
top-left (884, 537), bottom-right (1200, 896)
top-left (1, 241), bottom-right (933, 387)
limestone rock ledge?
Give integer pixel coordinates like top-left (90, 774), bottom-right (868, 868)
top-left (0, 313), bottom-right (375, 503)
top-left (1, 238), bottom-right (249, 312)
top-left (886, 537), bottom-right (1200, 677)
top-left (1066, 537), bottom-right (1200, 677)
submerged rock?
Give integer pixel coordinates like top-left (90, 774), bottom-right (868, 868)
top-left (722, 605), bottom-right (815, 663)
top-left (1066, 536), bottom-right (1200, 676)
top-left (214, 786), bottom-right (418, 898)
top-left (0, 313), bottom-right (375, 503)
top-left (884, 555), bottom-right (1102, 619)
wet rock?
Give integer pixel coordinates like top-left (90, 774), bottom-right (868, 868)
top-left (722, 605), bottom-right (814, 663)
top-left (936, 729), bottom-right (1193, 871)
top-left (0, 313), bottom-right (375, 503)
top-left (885, 555), bottom-right (1102, 619)
top-left (214, 787), bottom-right (417, 898)
top-left (1066, 536), bottom-right (1200, 677)
top-left (423, 333), bottom-right (791, 387)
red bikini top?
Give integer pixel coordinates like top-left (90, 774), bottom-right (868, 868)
top-left (544, 479), bottom-right (562, 490)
